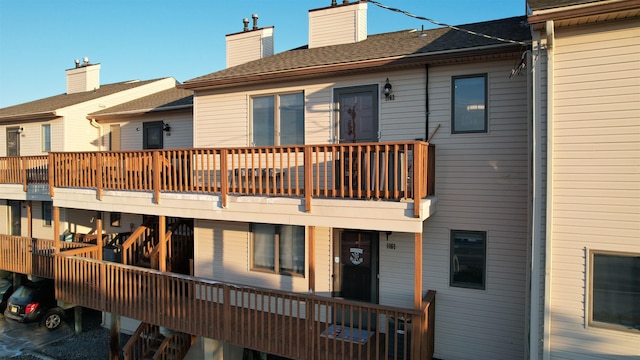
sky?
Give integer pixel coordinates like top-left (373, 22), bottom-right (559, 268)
top-left (0, 0), bottom-right (526, 108)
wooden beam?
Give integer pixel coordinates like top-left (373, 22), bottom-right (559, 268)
top-left (96, 212), bottom-right (103, 261)
top-left (159, 215), bottom-right (167, 272)
top-left (414, 232), bottom-right (422, 310)
top-left (53, 206), bottom-right (60, 254)
top-left (308, 226), bottom-right (315, 293)
top-left (109, 313), bottom-right (121, 360)
top-left (27, 201), bottom-right (32, 239)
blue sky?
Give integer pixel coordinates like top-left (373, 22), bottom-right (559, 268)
top-left (0, 0), bottom-right (526, 108)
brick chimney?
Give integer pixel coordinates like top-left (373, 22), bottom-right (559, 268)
top-left (65, 57), bottom-right (100, 94)
top-left (308, 1), bottom-right (367, 49)
top-left (225, 14), bottom-right (274, 68)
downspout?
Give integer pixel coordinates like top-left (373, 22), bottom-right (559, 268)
top-left (529, 34), bottom-right (542, 360)
top-left (543, 19), bottom-right (555, 360)
top-left (425, 64), bottom-right (429, 141)
top-left (89, 118), bottom-right (103, 151)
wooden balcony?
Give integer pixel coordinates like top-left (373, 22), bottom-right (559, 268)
top-left (55, 251), bottom-right (436, 360)
top-left (1, 141), bottom-right (435, 218)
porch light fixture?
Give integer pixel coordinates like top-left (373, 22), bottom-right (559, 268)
top-left (384, 78), bottom-right (393, 100)
top-left (162, 122), bottom-right (171, 132)
top-left (17, 127), bottom-right (24, 134)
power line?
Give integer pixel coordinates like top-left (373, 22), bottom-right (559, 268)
top-left (366, 0), bottom-right (528, 46)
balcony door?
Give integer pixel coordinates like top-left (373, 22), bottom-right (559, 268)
top-left (143, 121), bottom-right (163, 150)
top-left (6, 127), bottom-right (20, 156)
top-left (335, 85), bottom-right (379, 144)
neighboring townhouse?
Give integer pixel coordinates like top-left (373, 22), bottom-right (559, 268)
top-left (0, 2), bottom-right (541, 360)
top-left (527, 0), bottom-right (640, 359)
top-left (0, 60), bottom-right (178, 240)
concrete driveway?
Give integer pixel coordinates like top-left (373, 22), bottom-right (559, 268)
top-left (0, 313), bottom-right (73, 357)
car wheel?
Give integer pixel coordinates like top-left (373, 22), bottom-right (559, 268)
top-left (43, 309), bottom-right (63, 330)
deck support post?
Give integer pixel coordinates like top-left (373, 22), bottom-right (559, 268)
top-left (159, 215), bottom-right (167, 272)
top-left (413, 231), bottom-right (423, 359)
top-left (96, 212), bottom-right (103, 261)
top-left (74, 306), bottom-right (83, 335)
top-left (308, 226), bottom-right (315, 293)
top-left (53, 206), bottom-right (60, 254)
top-left (27, 201), bottom-right (32, 238)
top-left (109, 313), bottom-right (121, 360)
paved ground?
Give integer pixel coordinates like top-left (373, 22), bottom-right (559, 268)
top-left (0, 308), bottom-right (129, 360)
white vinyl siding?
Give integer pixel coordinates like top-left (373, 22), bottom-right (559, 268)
top-left (114, 112), bottom-right (193, 151)
top-left (423, 59), bottom-right (529, 360)
top-left (547, 18), bottom-right (640, 359)
top-left (30, 201), bottom-right (54, 240)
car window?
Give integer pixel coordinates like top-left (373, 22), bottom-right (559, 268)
top-left (10, 286), bottom-right (36, 301)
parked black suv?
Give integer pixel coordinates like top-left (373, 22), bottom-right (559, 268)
top-left (4, 279), bottom-right (64, 330)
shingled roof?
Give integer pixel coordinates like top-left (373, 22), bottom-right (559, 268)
top-left (0, 78), bottom-right (171, 121)
top-left (89, 87), bottom-right (193, 119)
top-left (182, 16), bottom-right (530, 90)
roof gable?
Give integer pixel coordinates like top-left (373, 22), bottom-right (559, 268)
top-left (0, 78), bottom-right (171, 121)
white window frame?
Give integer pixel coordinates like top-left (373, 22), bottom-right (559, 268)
top-left (250, 91), bottom-right (305, 146)
top-left (42, 124), bottom-right (51, 152)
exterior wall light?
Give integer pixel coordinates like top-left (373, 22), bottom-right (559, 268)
top-left (384, 78), bottom-right (393, 100)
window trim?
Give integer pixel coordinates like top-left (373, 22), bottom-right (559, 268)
top-left (450, 230), bottom-right (487, 290)
top-left (250, 223), bottom-right (306, 277)
top-left (250, 91), bottom-right (305, 146)
top-left (41, 124), bottom-right (51, 152)
top-left (588, 249), bottom-right (640, 333)
top-left (451, 74), bottom-right (488, 134)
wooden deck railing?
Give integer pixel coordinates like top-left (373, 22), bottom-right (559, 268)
top-left (0, 236), bottom-right (98, 278)
top-left (0, 156), bottom-right (48, 191)
top-left (2, 141), bottom-right (437, 215)
top-left (56, 255), bottom-right (435, 360)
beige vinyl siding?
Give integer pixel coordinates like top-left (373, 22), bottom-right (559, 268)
top-left (548, 18), bottom-right (640, 359)
top-left (60, 77), bottom-right (177, 152)
top-left (0, 200), bottom-right (7, 234)
top-left (226, 28), bottom-right (274, 68)
top-left (30, 201), bottom-right (54, 240)
top-left (423, 59), bottom-right (529, 360)
top-left (0, 119), bottom-right (62, 156)
top-left (194, 68), bottom-right (426, 148)
top-left (112, 112), bottom-right (193, 150)
top-left (194, 220), bottom-right (331, 294)
top-left (308, 2), bottom-right (367, 49)
top-left (378, 232), bottom-right (416, 309)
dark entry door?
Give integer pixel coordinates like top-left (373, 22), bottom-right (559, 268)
top-left (333, 230), bottom-right (378, 303)
top-left (143, 121), bottom-right (164, 150)
top-left (6, 127), bottom-right (20, 156)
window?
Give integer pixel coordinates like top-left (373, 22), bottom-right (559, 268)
top-left (252, 92), bottom-right (304, 146)
top-left (589, 251), bottom-right (640, 332)
top-left (452, 74), bottom-right (487, 133)
top-left (42, 124), bottom-right (51, 152)
top-left (42, 202), bottom-right (52, 227)
top-left (110, 212), bottom-right (121, 227)
top-left (450, 230), bottom-right (486, 289)
top-left (252, 223), bottom-right (305, 276)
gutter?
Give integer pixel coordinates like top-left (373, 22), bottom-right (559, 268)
top-left (179, 43), bottom-right (528, 91)
top-left (0, 111), bottom-right (58, 123)
top-left (543, 19), bottom-right (555, 360)
top-left (88, 104), bottom-right (192, 121)
top-left (528, 0), bottom-right (640, 24)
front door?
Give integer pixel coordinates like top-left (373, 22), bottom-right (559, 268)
top-left (6, 127), bottom-right (20, 156)
top-left (335, 85), bottom-right (379, 144)
top-left (333, 230), bottom-right (379, 303)
top-left (8, 201), bottom-right (21, 236)
top-left (143, 121), bottom-right (163, 150)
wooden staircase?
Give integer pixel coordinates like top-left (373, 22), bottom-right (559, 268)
top-left (123, 322), bottom-right (194, 360)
